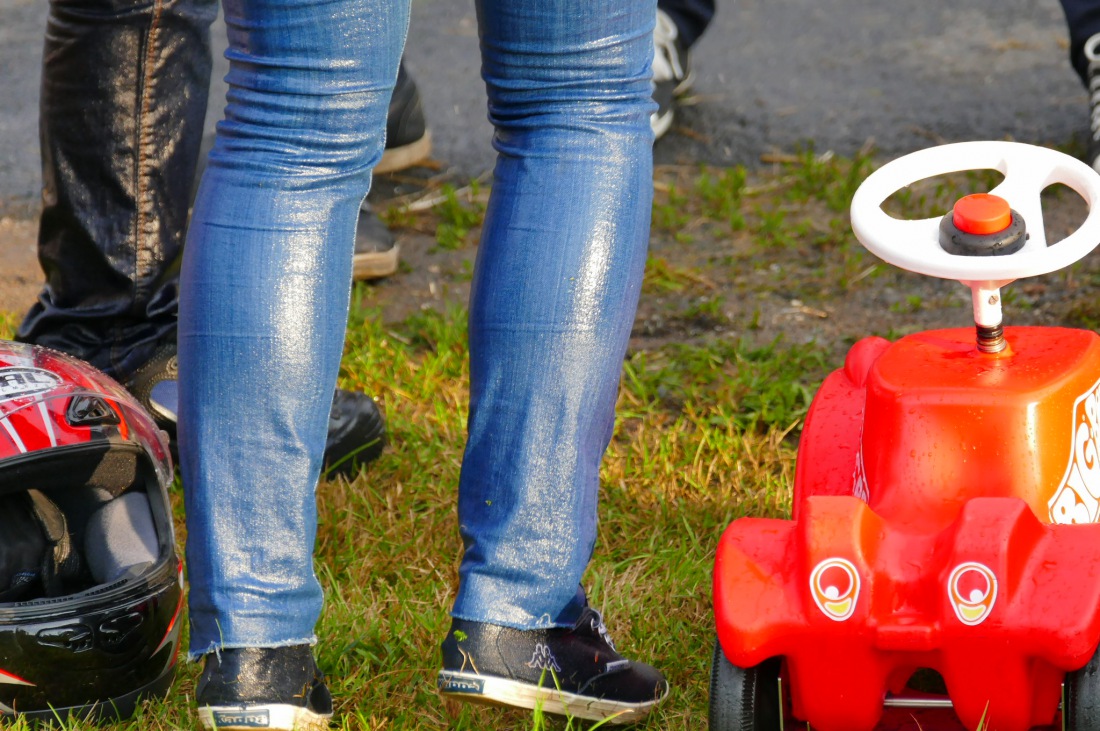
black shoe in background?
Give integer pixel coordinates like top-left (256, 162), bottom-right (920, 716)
top-left (354, 202), bottom-right (400, 281)
top-left (437, 606), bottom-right (669, 724)
top-left (377, 61), bottom-right (432, 174)
top-left (123, 341), bottom-right (386, 478)
top-left (195, 645), bottom-right (333, 731)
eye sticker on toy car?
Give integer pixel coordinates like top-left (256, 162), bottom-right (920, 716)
top-left (1049, 376), bottom-right (1100, 524)
top-left (810, 558), bottom-right (860, 621)
top-left (948, 562), bottom-right (997, 625)
top-left (0, 367), bottom-right (60, 402)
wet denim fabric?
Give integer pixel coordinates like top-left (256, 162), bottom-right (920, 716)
top-left (178, 0), bottom-right (654, 656)
top-left (18, 0), bottom-right (216, 380)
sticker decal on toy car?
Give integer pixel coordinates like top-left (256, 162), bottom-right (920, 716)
top-left (852, 444), bottom-right (870, 503)
top-left (810, 558), bottom-right (860, 621)
top-left (948, 562), bottom-right (998, 625)
top-left (1048, 376), bottom-right (1100, 524)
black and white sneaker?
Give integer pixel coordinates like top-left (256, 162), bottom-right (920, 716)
top-left (651, 8), bottom-right (694, 140)
top-left (1086, 33), bottom-right (1100, 172)
top-left (437, 606), bottom-right (669, 724)
top-left (195, 646), bottom-right (333, 731)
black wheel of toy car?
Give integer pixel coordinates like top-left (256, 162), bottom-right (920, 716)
top-left (709, 638), bottom-right (782, 731)
top-left (1066, 644), bottom-right (1100, 730)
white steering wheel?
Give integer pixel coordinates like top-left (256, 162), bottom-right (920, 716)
top-left (850, 141), bottom-right (1100, 282)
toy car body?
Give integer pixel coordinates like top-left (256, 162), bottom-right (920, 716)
top-left (711, 142), bottom-right (1100, 731)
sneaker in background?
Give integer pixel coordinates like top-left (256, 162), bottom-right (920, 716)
top-left (377, 61), bottom-right (432, 175)
top-left (195, 645), bottom-right (332, 731)
top-left (355, 60), bottom-right (433, 280)
top-left (1086, 33), bottom-right (1100, 171)
top-left (354, 201), bottom-right (400, 281)
top-left (437, 606), bottom-right (669, 724)
top-left (651, 8), bottom-right (694, 140)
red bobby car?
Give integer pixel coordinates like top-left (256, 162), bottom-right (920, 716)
top-left (711, 142), bottom-right (1100, 731)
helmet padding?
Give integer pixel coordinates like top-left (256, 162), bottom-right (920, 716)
top-left (83, 492), bottom-right (159, 584)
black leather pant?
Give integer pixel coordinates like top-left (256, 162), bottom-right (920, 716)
top-left (18, 0), bottom-right (218, 380)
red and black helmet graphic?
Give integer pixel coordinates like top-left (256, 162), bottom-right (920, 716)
top-left (0, 342), bottom-right (170, 486)
top-left (0, 341), bottom-right (180, 721)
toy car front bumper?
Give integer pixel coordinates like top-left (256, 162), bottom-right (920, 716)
top-left (714, 495), bottom-right (1100, 731)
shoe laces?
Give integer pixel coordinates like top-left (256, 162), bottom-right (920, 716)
top-left (652, 10), bottom-right (684, 84)
top-left (589, 609), bottom-right (617, 651)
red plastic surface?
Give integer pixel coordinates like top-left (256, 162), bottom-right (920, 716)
top-left (715, 327), bottom-right (1100, 731)
top-left (952, 193), bottom-right (1012, 234)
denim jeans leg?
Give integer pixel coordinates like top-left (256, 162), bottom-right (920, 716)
top-left (452, 0), bottom-right (657, 630)
top-left (20, 0), bottom-right (216, 379)
top-left (178, 0), bottom-right (409, 657)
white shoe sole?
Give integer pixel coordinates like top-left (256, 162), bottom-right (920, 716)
top-left (651, 108), bottom-right (674, 140)
top-left (438, 670), bottom-right (667, 725)
top-left (198, 703), bottom-right (332, 731)
top-left (353, 241), bottom-right (400, 281)
top-left (376, 131), bottom-right (433, 175)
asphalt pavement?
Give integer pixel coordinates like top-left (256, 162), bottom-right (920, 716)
top-left (0, 0), bottom-right (1089, 210)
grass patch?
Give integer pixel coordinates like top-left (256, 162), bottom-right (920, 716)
top-left (4, 145), bottom-right (1055, 729)
top-left (0, 296), bottom-right (815, 730)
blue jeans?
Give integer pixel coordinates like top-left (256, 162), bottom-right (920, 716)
top-left (179, 0), bottom-right (655, 656)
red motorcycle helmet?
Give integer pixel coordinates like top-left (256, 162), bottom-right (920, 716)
top-left (0, 340), bottom-right (182, 720)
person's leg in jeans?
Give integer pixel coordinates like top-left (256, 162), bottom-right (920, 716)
top-left (652, 0), bottom-right (715, 137)
top-left (22, 0), bottom-right (387, 479)
top-left (437, 0), bottom-right (669, 722)
top-left (178, 0), bottom-right (406, 726)
top-left (1059, 0), bottom-right (1100, 169)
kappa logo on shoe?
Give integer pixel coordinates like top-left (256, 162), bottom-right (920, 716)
top-left (211, 709), bottom-right (271, 728)
top-left (525, 643), bottom-right (562, 673)
top-left (439, 673), bottom-right (486, 694)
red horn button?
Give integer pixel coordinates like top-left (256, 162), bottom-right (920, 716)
top-left (952, 193), bottom-right (1012, 235)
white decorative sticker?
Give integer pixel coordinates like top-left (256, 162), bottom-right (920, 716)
top-left (1049, 377), bottom-right (1100, 524)
top-left (0, 368), bottom-right (60, 402)
top-left (948, 562), bottom-right (998, 625)
top-left (810, 558), bottom-right (861, 621)
top-left (852, 443), bottom-right (870, 503)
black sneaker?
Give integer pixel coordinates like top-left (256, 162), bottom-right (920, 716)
top-left (123, 341), bottom-right (386, 478)
top-left (354, 202), bottom-right (399, 281)
top-left (437, 607), bottom-right (669, 724)
top-left (651, 8), bottom-right (694, 140)
top-left (195, 645), bottom-right (333, 731)
top-left (376, 61), bottom-right (432, 175)
top-left (1086, 33), bottom-right (1100, 171)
